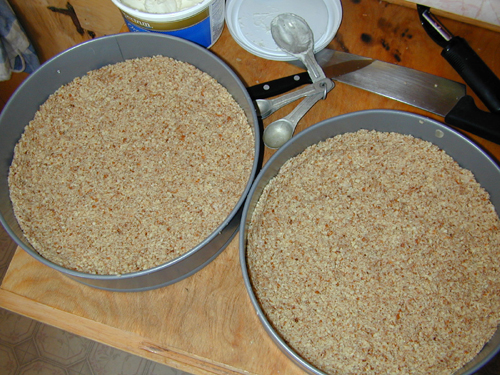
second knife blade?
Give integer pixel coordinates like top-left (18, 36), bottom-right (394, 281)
top-left (249, 48), bottom-right (467, 118)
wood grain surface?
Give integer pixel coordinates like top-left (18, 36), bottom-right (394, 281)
top-left (383, 0), bottom-right (500, 32)
top-left (7, 0), bottom-right (123, 62)
top-left (1, 0), bottom-right (500, 374)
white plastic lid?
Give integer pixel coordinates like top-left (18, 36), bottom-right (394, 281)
top-left (225, 0), bottom-right (343, 61)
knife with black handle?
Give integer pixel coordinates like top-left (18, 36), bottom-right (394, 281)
top-left (247, 48), bottom-right (500, 145)
top-left (248, 72), bottom-right (312, 99)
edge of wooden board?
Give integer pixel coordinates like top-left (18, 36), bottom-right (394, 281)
top-left (0, 288), bottom-right (254, 375)
top-left (383, 0), bottom-right (500, 33)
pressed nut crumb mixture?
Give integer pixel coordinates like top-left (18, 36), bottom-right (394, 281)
top-left (9, 56), bottom-right (254, 275)
top-left (247, 130), bottom-right (500, 375)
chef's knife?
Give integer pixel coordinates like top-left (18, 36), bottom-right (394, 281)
top-left (247, 49), bottom-right (500, 144)
top-left (417, 5), bottom-right (500, 114)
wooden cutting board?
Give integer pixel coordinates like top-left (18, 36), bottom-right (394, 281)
top-left (384, 0), bottom-right (500, 32)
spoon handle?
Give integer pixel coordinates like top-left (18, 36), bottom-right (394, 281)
top-left (256, 79), bottom-right (333, 119)
top-left (300, 50), bottom-right (327, 83)
top-left (284, 79), bottom-right (334, 127)
top-left (256, 83), bottom-right (320, 119)
top-left (283, 91), bottom-right (325, 129)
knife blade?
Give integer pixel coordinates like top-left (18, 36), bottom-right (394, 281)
top-left (246, 48), bottom-right (500, 144)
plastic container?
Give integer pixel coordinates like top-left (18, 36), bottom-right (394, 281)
top-left (226, 0), bottom-right (342, 61)
top-left (111, 0), bottom-right (225, 48)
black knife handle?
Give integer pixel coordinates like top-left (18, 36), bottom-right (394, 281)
top-left (446, 95), bottom-right (500, 144)
top-left (442, 37), bottom-right (500, 113)
top-left (246, 72), bottom-right (311, 99)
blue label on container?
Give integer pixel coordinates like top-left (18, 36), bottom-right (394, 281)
top-left (124, 17), bottom-right (212, 48)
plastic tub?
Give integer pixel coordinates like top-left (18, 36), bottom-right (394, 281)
top-left (111, 0), bottom-right (225, 48)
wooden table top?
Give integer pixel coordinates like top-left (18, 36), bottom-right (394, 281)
top-left (1, 1), bottom-right (499, 374)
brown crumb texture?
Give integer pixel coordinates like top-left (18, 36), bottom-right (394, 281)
top-left (247, 130), bottom-right (500, 375)
top-left (9, 56), bottom-right (254, 275)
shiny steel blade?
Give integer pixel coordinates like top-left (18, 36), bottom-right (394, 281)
top-left (293, 49), bottom-right (467, 117)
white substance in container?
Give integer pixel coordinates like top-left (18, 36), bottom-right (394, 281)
top-left (111, 0), bottom-right (225, 48)
top-left (225, 0), bottom-right (342, 61)
top-left (121, 0), bottom-right (202, 13)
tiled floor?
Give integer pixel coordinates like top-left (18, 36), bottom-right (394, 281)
top-left (0, 227), bottom-right (191, 375)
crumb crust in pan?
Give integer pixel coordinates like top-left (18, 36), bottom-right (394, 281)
top-left (248, 129), bottom-right (500, 375)
top-left (9, 56), bottom-right (254, 275)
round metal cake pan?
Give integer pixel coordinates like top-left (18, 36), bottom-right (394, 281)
top-left (239, 110), bottom-right (500, 375)
top-left (0, 33), bottom-right (260, 292)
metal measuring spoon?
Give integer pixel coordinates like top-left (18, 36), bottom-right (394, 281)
top-left (263, 89), bottom-right (328, 149)
top-left (262, 13), bottom-right (334, 148)
top-left (271, 13), bottom-right (328, 83)
top-left (256, 80), bottom-right (328, 119)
